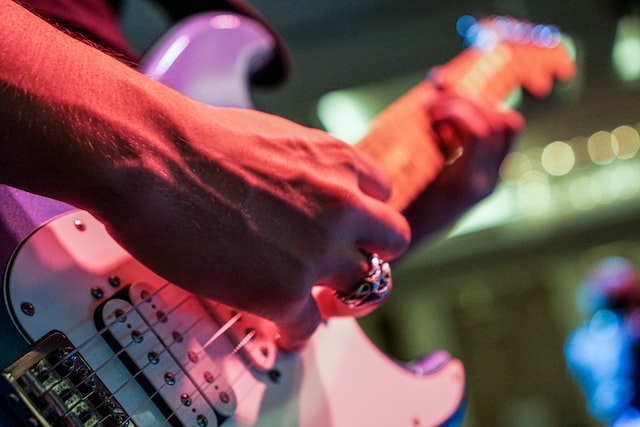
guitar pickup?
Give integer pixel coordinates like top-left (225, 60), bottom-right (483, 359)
top-left (95, 281), bottom-right (240, 427)
top-left (0, 331), bottom-right (132, 427)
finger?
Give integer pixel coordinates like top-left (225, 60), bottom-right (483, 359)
top-left (496, 108), bottom-right (524, 158)
top-left (500, 106), bottom-right (525, 132)
top-left (275, 296), bottom-right (322, 351)
top-left (474, 106), bottom-right (523, 164)
top-left (431, 91), bottom-right (523, 135)
top-left (352, 151), bottom-right (393, 201)
top-left (353, 197), bottom-right (411, 261)
top-left (313, 206), bottom-right (406, 295)
top-left (432, 120), bottom-right (464, 165)
top-left (433, 99), bottom-right (523, 161)
top-left (313, 252), bottom-right (393, 319)
top-left (316, 246), bottom-right (371, 294)
top-left (432, 105), bottom-right (492, 149)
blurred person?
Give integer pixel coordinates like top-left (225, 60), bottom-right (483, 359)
top-left (565, 257), bottom-right (640, 426)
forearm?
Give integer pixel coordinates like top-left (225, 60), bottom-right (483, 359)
top-left (0, 0), bottom-right (187, 210)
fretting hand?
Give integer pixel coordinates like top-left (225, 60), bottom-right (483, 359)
top-left (404, 86), bottom-right (524, 243)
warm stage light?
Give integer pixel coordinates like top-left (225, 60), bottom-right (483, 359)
top-left (612, 15), bottom-right (640, 82)
top-left (542, 141), bottom-right (575, 176)
top-left (588, 131), bottom-right (617, 165)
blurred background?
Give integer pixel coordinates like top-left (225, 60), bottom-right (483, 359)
top-left (122, 0), bottom-right (640, 425)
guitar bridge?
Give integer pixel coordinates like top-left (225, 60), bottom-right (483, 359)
top-left (0, 331), bottom-right (132, 427)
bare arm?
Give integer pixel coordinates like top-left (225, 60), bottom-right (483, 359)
top-left (0, 0), bottom-right (410, 348)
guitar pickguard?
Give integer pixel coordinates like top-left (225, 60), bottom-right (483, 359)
top-left (1, 210), bottom-right (465, 426)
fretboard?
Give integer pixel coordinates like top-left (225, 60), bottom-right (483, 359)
top-left (355, 17), bottom-right (575, 212)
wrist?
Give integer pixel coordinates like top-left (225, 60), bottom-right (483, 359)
top-left (0, 1), bottom-right (192, 213)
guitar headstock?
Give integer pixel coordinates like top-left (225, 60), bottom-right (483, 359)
top-left (430, 15), bottom-right (576, 102)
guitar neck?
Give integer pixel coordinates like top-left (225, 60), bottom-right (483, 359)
top-left (354, 46), bottom-right (516, 212)
top-left (355, 24), bottom-right (575, 212)
top-left (355, 80), bottom-right (443, 212)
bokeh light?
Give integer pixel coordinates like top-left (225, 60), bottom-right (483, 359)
top-left (542, 141), bottom-right (575, 176)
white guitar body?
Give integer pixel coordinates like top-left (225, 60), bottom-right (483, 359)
top-left (3, 211), bottom-right (464, 426)
top-left (0, 11), bottom-right (466, 427)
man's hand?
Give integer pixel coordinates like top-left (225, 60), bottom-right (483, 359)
top-left (0, 0), bottom-right (410, 350)
top-left (403, 87), bottom-right (524, 243)
top-left (94, 106), bottom-right (411, 350)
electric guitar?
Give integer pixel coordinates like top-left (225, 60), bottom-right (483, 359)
top-left (0, 12), bottom-right (575, 427)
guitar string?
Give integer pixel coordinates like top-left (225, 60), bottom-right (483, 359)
top-left (150, 306), bottom-right (248, 422)
top-left (58, 293), bottom-right (205, 424)
top-left (151, 308), bottom-right (262, 426)
top-left (201, 310), bottom-right (242, 350)
top-left (101, 363), bottom-right (193, 427)
top-left (152, 326), bottom-right (260, 427)
top-left (119, 296), bottom-right (219, 427)
top-left (39, 281), bottom-right (172, 377)
top-left (95, 310), bottom-right (210, 427)
top-left (27, 284), bottom-right (177, 424)
top-left (33, 277), bottom-right (264, 426)
top-left (39, 282), bottom-right (202, 422)
top-left (40, 281), bottom-right (183, 399)
top-left (74, 281), bottom-right (255, 426)
top-left (118, 300), bottom-right (261, 426)
top-left (119, 306), bottom-right (257, 427)
top-left (58, 290), bottom-right (201, 420)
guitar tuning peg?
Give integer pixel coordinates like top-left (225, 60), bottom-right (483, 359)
top-left (460, 15), bottom-right (564, 50)
top-left (530, 24), bottom-right (563, 48)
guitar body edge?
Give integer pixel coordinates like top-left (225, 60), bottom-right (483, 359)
top-left (0, 210), bottom-right (465, 427)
